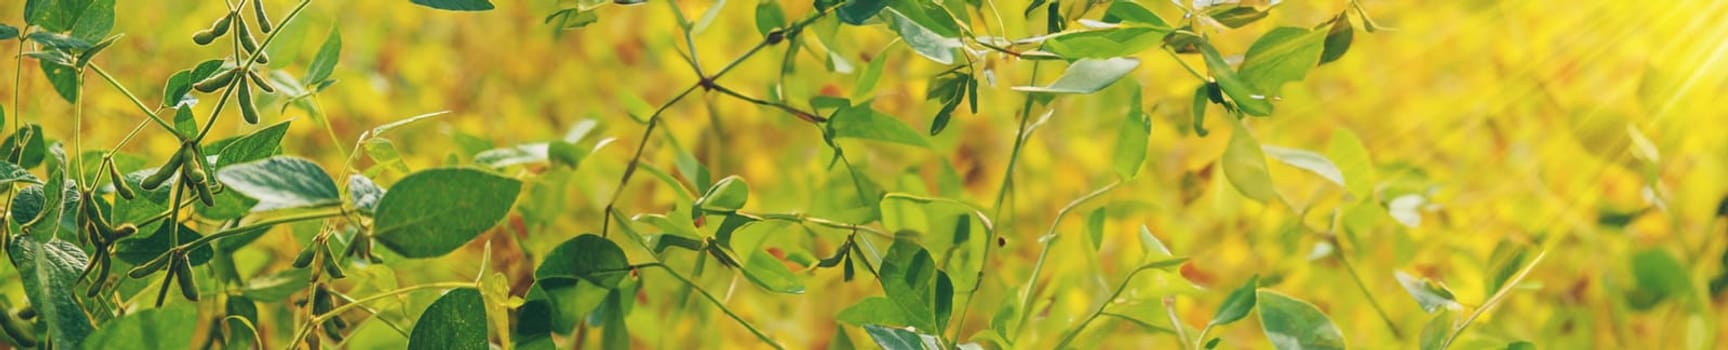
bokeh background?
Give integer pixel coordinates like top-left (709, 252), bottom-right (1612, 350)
top-left (3, 0), bottom-right (1727, 348)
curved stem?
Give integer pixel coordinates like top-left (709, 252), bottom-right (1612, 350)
top-left (646, 263), bottom-right (785, 350)
top-left (1440, 250), bottom-right (1547, 349)
top-left (88, 64), bottom-right (177, 136)
top-left (1052, 264), bottom-right (1161, 349)
top-left (1012, 181), bottom-right (1121, 339)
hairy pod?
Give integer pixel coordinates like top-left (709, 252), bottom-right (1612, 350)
top-left (173, 255), bottom-right (199, 301)
top-left (194, 67), bottom-right (241, 93)
top-left (238, 78), bottom-right (261, 124)
top-left (127, 253), bottom-right (172, 279)
top-left (107, 159), bottom-right (135, 200)
top-left (248, 69), bottom-right (276, 94)
top-left (253, 0), bottom-right (273, 33)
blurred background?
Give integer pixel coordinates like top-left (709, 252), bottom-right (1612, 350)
top-left (3, 0), bottom-right (1727, 348)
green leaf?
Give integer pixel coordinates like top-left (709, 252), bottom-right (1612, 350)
top-left (1199, 43), bottom-right (1272, 116)
top-left (838, 0), bottom-right (890, 25)
top-left (754, 1), bottom-right (786, 37)
top-left (25, 0), bottom-right (92, 32)
top-left (886, 9), bottom-right (960, 65)
top-left (1326, 129), bottom-right (1375, 198)
top-left (41, 59), bottom-right (79, 103)
top-left (0, 160), bottom-right (41, 185)
top-left (879, 238), bottom-right (940, 332)
top-left (1044, 26), bottom-right (1167, 59)
top-left (741, 249), bottom-right (805, 293)
top-left (1418, 308), bottom-right (1456, 350)
top-left (0, 24), bottom-right (18, 40)
top-left (1318, 14), bottom-right (1353, 65)
top-left (1222, 119), bottom-right (1278, 203)
top-left (696, 175), bottom-right (749, 213)
top-left (829, 104), bottom-right (929, 147)
top-left (864, 325), bottom-right (938, 350)
top-left (838, 297), bottom-right (911, 326)
top-left (408, 288), bottom-right (489, 350)
top-left (1205, 4), bottom-right (1271, 29)
top-left (1257, 290), bottom-right (1347, 350)
top-left (7, 238), bottom-right (94, 349)
top-left (1627, 248), bottom-right (1693, 310)
top-left (410, 0), bottom-right (494, 11)
top-left (213, 120), bottom-right (292, 168)
top-left (536, 234), bottom-right (630, 288)
top-left (1396, 271), bottom-right (1460, 313)
top-left (67, 0), bottom-right (113, 42)
top-left (1013, 57), bottom-right (1140, 94)
top-left (215, 156), bottom-right (341, 212)
top-left (161, 59), bottom-right (225, 108)
top-left (1114, 84), bottom-right (1150, 180)
top-left (240, 268), bottom-right (312, 301)
top-left (1261, 145), bottom-right (1345, 188)
top-left (2, 124), bottom-right (47, 169)
top-left (373, 168), bottom-right (522, 258)
top-left (23, 144), bottom-right (72, 240)
top-left (1102, 1), bottom-right (1168, 26)
top-left (1084, 208), bottom-right (1106, 252)
top-left (1211, 274), bottom-right (1259, 326)
top-left (304, 28), bottom-right (341, 85)
top-left (854, 45), bottom-right (892, 100)
top-left (79, 303), bottom-right (196, 350)
top-left (1238, 27), bottom-right (1328, 97)
top-left (1191, 83), bottom-right (1211, 136)
top-left (925, 72), bottom-right (970, 135)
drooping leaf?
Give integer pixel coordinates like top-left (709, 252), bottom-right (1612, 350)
top-left (1318, 14), bottom-right (1353, 65)
top-left (304, 28), bottom-right (341, 85)
top-left (213, 121), bottom-right (292, 168)
top-left (2, 124), bottom-right (47, 169)
top-left (696, 175), bottom-right (749, 213)
top-left (838, 297), bottom-right (912, 327)
top-left (536, 234), bottom-right (630, 288)
top-left (0, 24), bottom-right (18, 40)
top-left (878, 238), bottom-right (941, 333)
top-left (886, 9), bottom-right (960, 64)
top-left (864, 324), bottom-right (938, 350)
top-left (1262, 145), bottom-right (1345, 188)
top-left (1238, 27), bottom-right (1328, 97)
top-left (754, 1), bottom-right (785, 37)
top-left (1257, 290), bottom-right (1347, 350)
top-left (410, 0), bottom-right (494, 11)
top-left (1012, 57), bottom-right (1140, 94)
top-left (1417, 308), bottom-right (1456, 350)
top-left (1205, 4), bottom-right (1271, 29)
top-left (407, 288), bottom-right (489, 350)
top-left (41, 59), bottom-right (79, 103)
top-left (0, 160), bottom-right (41, 186)
top-left (1043, 27), bottom-right (1167, 59)
top-left (1211, 274), bottom-right (1259, 326)
top-left (837, 0), bottom-right (890, 25)
top-left (349, 174), bottom-right (385, 213)
top-left (1396, 272), bottom-right (1460, 313)
top-left (161, 59), bottom-right (225, 108)
top-left (1113, 83), bottom-right (1150, 179)
top-left (215, 156), bottom-right (341, 212)
top-left (372, 168), bottom-right (522, 258)
top-left (1222, 119), bottom-right (1278, 203)
top-left (1198, 43), bottom-right (1272, 116)
top-left (829, 104), bottom-right (929, 147)
top-left (79, 304), bottom-right (196, 350)
top-left (113, 222), bottom-right (214, 266)
top-left (741, 249), bottom-right (805, 293)
top-left (1326, 129), bottom-right (1375, 198)
top-left (1627, 248), bottom-right (1693, 310)
top-left (7, 238), bottom-right (94, 349)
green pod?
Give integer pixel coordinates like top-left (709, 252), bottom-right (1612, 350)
top-left (181, 145), bottom-right (207, 184)
top-left (193, 67), bottom-right (241, 93)
top-left (173, 256), bottom-right (199, 301)
top-left (127, 254), bottom-right (172, 278)
top-left (192, 177), bottom-right (216, 206)
top-left (291, 244), bottom-right (317, 268)
top-left (238, 78), bottom-right (260, 124)
top-left (192, 29), bottom-right (218, 46)
top-left (248, 69), bottom-right (276, 93)
top-left (107, 159), bottom-right (135, 200)
top-left (112, 223), bottom-right (138, 239)
top-left (253, 0), bottom-right (273, 33)
top-left (211, 12), bottom-right (235, 37)
top-left (0, 310), bottom-right (36, 348)
top-left (238, 19), bottom-right (259, 54)
top-left (86, 256), bottom-right (110, 298)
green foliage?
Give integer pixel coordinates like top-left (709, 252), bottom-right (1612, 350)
top-left (408, 288), bottom-right (489, 350)
top-left (1257, 290), bottom-right (1348, 350)
top-left (371, 168), bottom-right (522, 258)
top-left (410, 0), bottom-right (493, 12)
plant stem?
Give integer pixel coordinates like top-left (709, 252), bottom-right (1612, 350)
top-left (287, 281), bottom-right (478, 348)
top-left (646, 263), bottom-right (786, 350)
top-left (1439, 250), bottom-right (1547, 349)
top-left (1012, 181), bottom-right (1121, 340)
top-left (1052, 264), bottom-right (1159, 349)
